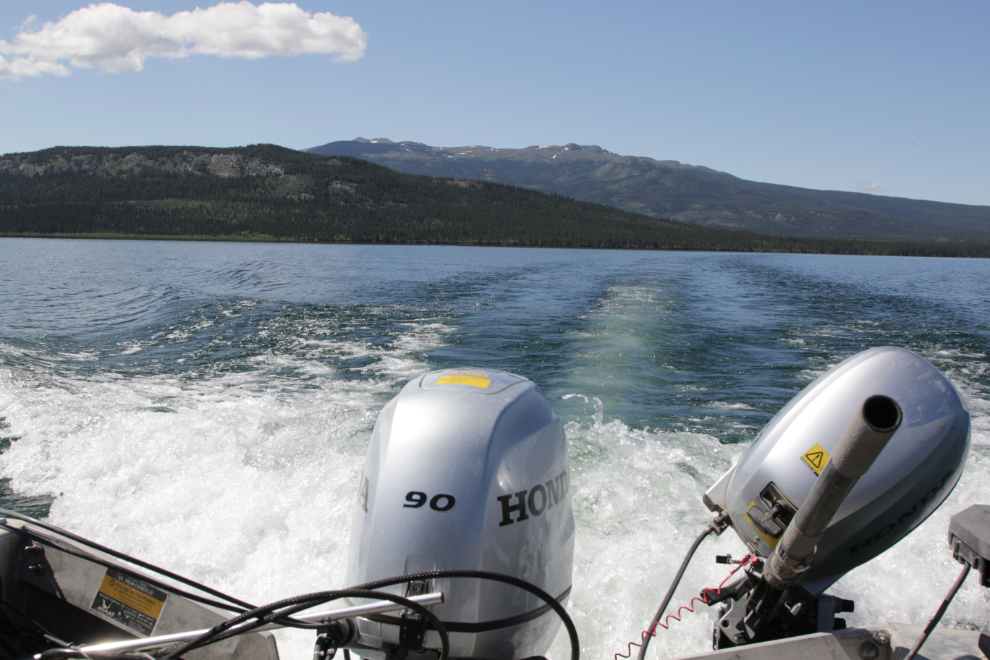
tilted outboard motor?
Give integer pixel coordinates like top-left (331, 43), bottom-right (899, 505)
top-left (345, 369), bottom-right (575, 660)
top-left (703, 347), bottom-right (970, 648)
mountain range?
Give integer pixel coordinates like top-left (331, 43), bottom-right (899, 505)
top-left (5, 144), bottom-right (987, 257)
top-left (306, 138), bottom-right (990, 244)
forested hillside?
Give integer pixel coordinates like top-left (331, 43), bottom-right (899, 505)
top-left (2, 145), bottom-right (987, 257)
top-left (307, 139), bottom-right (990, 243)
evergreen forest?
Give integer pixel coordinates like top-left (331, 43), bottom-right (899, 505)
top-left (2, 145), bottom-right (987, 258)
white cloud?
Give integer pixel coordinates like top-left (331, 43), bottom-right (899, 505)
top-left (18, 15), bottom-right (39, 32)
top-left (856, 181), bottom-right (889, 194)
top-left (0, 2), bottom-right (367, 80)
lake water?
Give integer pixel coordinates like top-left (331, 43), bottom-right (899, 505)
top-left (0, 237), bottom-right (987, 658)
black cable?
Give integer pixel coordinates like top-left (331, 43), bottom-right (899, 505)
top-left (0, 521), bottom-right (250, 616)
top-left (0, 509), bottom-right (579, 660)
top-left (904, 564), bottom-right (970, 660)
top-left (352, 569), bottom-right (579, 660)
top-left (636, 525), bottom-right (716, 660)
top-left (0, 521), bottom-right (353, 644)
top-left (166, 569), bottom-right (577, 660)
top-left (0, 597), bottom-right (67, 646)
top-left (162, 589), bottom-right (448, 660)
top-left (0, 626), bottom-right (23, 658)
top-left (0, 608), bottom-right (34, 656)
top-left (0, 509), bottom-right (252, 613)
top-left (0, 593), bottom-right (70, 656)
top-left (0, 521), bottom-right (334, 635)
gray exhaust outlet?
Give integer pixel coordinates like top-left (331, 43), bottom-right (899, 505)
top-left (765, 395), bottom-right (902, 590)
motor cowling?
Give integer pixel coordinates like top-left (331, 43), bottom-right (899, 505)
top-left (346, 368), bottom-right (575, 660)
top-left (704, 347), bottom-right (970, 595)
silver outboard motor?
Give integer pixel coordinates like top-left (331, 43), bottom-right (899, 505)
top-left (345, 368), bottom-right (575, 660)
top-left (703, 347), bottom-right (970, 647)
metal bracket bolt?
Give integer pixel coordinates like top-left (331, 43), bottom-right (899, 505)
top-left (860, 642), bottom-right (879, 659)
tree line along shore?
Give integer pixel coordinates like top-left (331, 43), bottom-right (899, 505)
top-left (2, 145), bottom-right (987, 258)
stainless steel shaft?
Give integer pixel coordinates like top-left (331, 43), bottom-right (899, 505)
top-left (72, 591), bottom-right (444, 655)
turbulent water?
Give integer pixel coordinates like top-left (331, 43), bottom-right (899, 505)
top-left (0, 237), bottom-right (987, 659)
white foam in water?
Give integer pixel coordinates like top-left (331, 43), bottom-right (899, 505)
top-left (1, 339), bottom-right (989, 659)
top-left (0, 327), bottom-right (446, 657)
top-left (705, 401), bottom-right (755, 411)
top-left (551, 388), bottom-right (990, 659)
top-left (551, 402), bottom-right (744, 660)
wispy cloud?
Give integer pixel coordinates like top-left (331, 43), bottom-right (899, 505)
top-left (856, 181), bottom-right (889, 194)
top-left (0, 2), bottom-right (367, 80)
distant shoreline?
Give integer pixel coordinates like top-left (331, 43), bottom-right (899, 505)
top-left (3, 233), bottom-right (987, 258)
top-left (4, 145), bottom-right (988, 259)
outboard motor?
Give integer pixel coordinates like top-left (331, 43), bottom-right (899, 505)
top-left (702, 347), bottom-right (970, 647)
top-left (345, 369), bottom-right (575, 660)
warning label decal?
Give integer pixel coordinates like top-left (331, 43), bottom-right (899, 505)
top-left (802, 444), bottom-right (831, 476)
top-left (91, 568), bottom-right (167, 636)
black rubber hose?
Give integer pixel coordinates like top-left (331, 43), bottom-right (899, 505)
top-left (636, 526), bottom-right (715, 660)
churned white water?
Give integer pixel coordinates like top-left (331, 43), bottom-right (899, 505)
top-left (1, 240), bottom-right (988, 659)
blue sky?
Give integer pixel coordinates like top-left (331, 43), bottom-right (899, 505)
top-left (2, 1), bottom-right (988, 206)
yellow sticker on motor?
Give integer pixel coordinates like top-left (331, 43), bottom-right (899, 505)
top-left (802, 444), bottom-right (831, 475)
top-left (437, 375), bottom-right (491, 388)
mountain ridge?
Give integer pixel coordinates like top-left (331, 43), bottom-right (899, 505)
top-left (306, 138), bottom-right (990, 243)
top-left (2, 144), bottom-right (987, 257)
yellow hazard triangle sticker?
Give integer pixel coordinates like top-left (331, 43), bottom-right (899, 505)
top-left (802, 444), bottom-right (831, 475)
